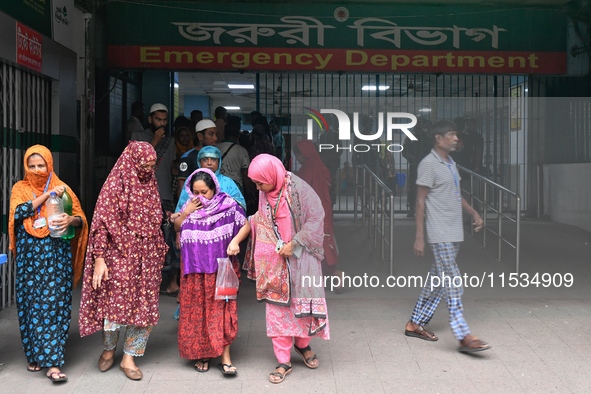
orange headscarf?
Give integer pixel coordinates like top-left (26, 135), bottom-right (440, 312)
top-left (8, 145), bottom-right (89, 287)
top-left (175, 126), bottom-right (195, 159)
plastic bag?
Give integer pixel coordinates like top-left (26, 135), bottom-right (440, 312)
top-left (215, 258), bottom-right (239, 300)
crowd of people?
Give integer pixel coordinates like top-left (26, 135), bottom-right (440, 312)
top-left (8, 105), bottom-right (490, 385)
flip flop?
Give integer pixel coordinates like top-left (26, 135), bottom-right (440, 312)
top-left (218, 363), bottom-right (238, 376)
top-left (27, 362), bottom-right (41, 372)
top-left (404, 326), bottom-right (438, 342)
top-left (194, 359), bottom-right (210, 372)
top-left (47, 371), bottom-right (68, 383)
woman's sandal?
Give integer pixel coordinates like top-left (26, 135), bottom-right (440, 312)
top-left (194, 359), bottom-right (210, 372)
top-left (46, 371), bottom-right (68, 383)
top-left (27, 362), bottom-right (41, 372)
top-left (218, 363), bottom-right (237, 376)
top-left (294, 345), bottom-right (319, 369)
top-left (269, 363), bottom-right (292, 384)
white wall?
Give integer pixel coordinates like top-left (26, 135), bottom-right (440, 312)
top-left (543, 163), bottom-right (591, 233)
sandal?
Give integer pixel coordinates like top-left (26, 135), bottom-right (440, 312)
top-left (194, 359), bottom-right (210, 372)
top-left (459, 337), bottom-right (491, 353)
top-left (269, 363), bottom-right (292, 384)
top-left (46, 371), bottom-right (68, 383)
top-left (294, 345), bottom-right (319, 369)
top-left (404, 325), bottom-right (438, 342)
top-left (27, 362), bottom-right (41, 372)
top-left (218, 363), bottom-right (237, 376)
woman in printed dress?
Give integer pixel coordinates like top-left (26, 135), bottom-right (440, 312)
top-left (174, 168), bottom-right (250, 375)
top-left (245, 154), bottom-right (330, 384)
top-left (9, 145), bottom-right (88, 383)
top-left (78, 141), bottom-right (168, 381)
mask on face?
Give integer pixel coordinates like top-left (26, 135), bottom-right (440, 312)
top-left (137, 165), bottom-right (154, 182)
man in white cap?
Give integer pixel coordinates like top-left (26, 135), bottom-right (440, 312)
top-left (176, 118), bottom-right (218, 199)
top-left (131, 103), bottom-right (178, 277)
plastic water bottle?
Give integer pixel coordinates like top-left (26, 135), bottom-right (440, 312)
top-left (46, 192), bottom-right (64, 238)
top-left (61, 187), bottom-right (75, 240)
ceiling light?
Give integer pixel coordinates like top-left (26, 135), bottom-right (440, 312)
top-left (418, 108), bottom-right (432, 112)
top-left (228, 84), bottom-right (254, 89)
top-left (225, 106), bottom-right (241, 110)
top-left (362, 85), bottom-right (389, 91)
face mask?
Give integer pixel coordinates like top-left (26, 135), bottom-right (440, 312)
top-left (137, 166), bottom-right (154, 182)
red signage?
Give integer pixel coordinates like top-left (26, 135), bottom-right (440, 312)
top-left (16, 22), bottom-right (43, 72)
top-left (108, 45), bottom-right (566, 74)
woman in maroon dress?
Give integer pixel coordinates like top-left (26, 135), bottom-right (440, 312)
top-left (293, 140), bottom-right (345, 291)
top-left (79, 141), bottom-right (168, 381)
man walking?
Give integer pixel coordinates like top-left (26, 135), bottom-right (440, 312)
top-left (404, 120), bottom-right (491, 353)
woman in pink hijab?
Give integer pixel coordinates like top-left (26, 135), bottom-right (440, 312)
top-left (245, 154), bottom-right (329, 384)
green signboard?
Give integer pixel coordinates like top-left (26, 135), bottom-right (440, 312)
top-left (106, 1), bottom-right (567, 74)
top-left (0, 0), bottom-right (52, 37)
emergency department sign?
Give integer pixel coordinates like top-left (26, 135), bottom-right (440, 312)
top-left (106, 1), bottom-right (567, 74)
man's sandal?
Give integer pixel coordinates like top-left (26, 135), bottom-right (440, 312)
top-left (294, 345), bottom-right (319, 369)
top-left (459, 337), bottom-right (491, 353)
top-left (269, 363), bottom-right (292, 384)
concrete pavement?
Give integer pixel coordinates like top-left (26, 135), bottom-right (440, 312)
top-left (1, 216), bottom-right (590, 393)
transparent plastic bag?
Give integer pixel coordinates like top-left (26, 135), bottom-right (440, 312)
top-left (215, 258), bottom-right (239, 300)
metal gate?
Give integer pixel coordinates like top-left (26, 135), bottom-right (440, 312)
top-left (255, 73), bottom-right (530, 214)
top-left (1, 61), bottom-right (52, 309)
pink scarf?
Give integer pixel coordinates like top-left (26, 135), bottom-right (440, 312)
top-left (248, 154), bottom-right (292, 241)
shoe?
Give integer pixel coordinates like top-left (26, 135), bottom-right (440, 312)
top-left (46, 371), bottom-right (68, 383)
top-left (119, 366), bottom-right (143, 380)
top-left (269, 363), bottom-right (292, 384)
top-left (98, 353), bottom-right (114, 372)
top-left (294, 345), bottom-right (319, 369)
top-left (218, 363), bottom-right (237, 376)
top-left (160, 289), bottom-right (179, 297)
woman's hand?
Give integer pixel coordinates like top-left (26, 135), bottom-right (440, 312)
top-left (227, 240), bottom-right (240, 256)
top-left (92, 258), bottom-right (109, 289)
top-left (278, 240), bottom-right (296, 258)
top-left (48, 213), bottom-right (70, 233)
top-left (183, 198), bottom-right (202, 215)
top-left (49, 185), bottom-right (66, 198)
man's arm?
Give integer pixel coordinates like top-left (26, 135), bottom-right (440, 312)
top-left (414, 185), bottom-right (429, 256)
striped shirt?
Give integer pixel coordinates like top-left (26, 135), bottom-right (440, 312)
top-left (416, 149), bottom-right (464, 243)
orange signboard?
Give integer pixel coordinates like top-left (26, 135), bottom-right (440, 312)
top-left (108, 45), bottom-right (565, 74)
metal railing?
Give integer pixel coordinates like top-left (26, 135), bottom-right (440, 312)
top-left (458, 165), bottom-right (521, 273)
top-left (353, 165), bottom-right (395, 275)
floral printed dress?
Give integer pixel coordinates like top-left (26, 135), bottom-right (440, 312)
top-left (14, 201), bottom-right (73, 367)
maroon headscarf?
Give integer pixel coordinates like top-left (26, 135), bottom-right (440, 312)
top-left (295, 140), bottom-right (332, 207)
top-left (90, 141), bottom-right (162, 244)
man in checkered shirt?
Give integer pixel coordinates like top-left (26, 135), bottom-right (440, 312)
top-left (404, 120), bottom-right (491, 353)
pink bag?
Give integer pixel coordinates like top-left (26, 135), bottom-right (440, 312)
top-left (215, 258), bottom-right (239, 300)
